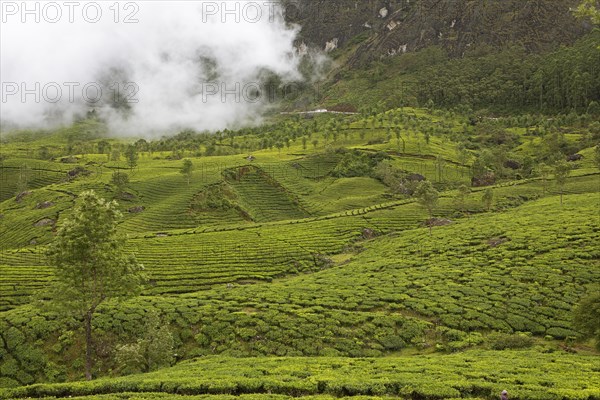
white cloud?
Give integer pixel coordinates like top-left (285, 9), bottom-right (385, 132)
top-left (0, 1), bottom-right (302, 136)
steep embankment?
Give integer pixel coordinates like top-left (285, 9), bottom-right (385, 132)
top-left (286, 0), bottom-right (589, 65)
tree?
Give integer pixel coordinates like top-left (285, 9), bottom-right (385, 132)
top-left (394, 128), bottom-right (406, 152)
top-left (554, 161), bottom-right (571, 206)
top-left (455, 184), bottom-right (471, 215)
top-left (97, 140), bottom-right (110, 155)
top-left (575, 0), bottom-right (600, 25)
top-left (414, 181), bottom-right (438, 235)
top-left (180, 159), bottom-right (194, 185)
top-left (536, 163), bottom-right (552, 195)
top-left (115, 310), bottom-right (174, 375)
top-left (125, 144), bottom-right (138, 170)
top-left (111, 171), bottom-right (129, 195)
top-left (111, 149), bottom-right (121, 162)
top-left (16, 164), bottom-right (31, 194)
top-left (38, 146), bottom-right (51, 160)
top-left (588, 101), bottom-right (600, 117)
top-left (275, 141), bottom-right (284, 156)
top-left (46, 191), bottom-right (145, 380)
top-left (435, 156), bottom-right (445, 182)
top-left (482, 188), bottom-right (494, 211)
top-left (573, 290), bottom-right (600, 350)
top-left (456, 144), bottom-right (470, 171)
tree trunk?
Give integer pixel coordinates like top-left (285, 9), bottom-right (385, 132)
top-left (560, 190), bottom-right (563, 206)
top-left (84, 310), bottom-right (93, 381)
top-left (429, 211), bottom-right (433, 236)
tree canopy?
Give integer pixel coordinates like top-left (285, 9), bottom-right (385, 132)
top-left (46, 190), bottom-right (145, 380)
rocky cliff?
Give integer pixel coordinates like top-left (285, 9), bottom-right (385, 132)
top-left (285, 0), bottom-right (591, 66)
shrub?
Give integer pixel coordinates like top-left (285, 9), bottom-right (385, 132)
top-left (487, 332), bottom-right (534, 350)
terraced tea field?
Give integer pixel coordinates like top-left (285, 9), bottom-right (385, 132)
top-left (2, 351), bottom-right (598, 399)
top-left (0, 193), bottom-right (598, 389)
top-left (1, 106), bottom-right (599, 395)
top-left (0, 172), bottom-right (598, 309)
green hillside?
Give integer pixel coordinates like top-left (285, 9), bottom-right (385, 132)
top-left (2, 351), bottom-right (599, 399)
top-left (1, 4), bottom-right (600, 398)
top-left (1, 102), bottom-right (599, 399)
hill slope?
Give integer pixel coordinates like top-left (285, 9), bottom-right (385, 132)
top-left (286, 0), bottom-right (589, 64)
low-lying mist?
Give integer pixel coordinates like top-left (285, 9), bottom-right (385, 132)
top-left (1, 1), bottom-right (308, 136)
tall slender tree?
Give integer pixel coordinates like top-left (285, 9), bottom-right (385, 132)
top-left (46, 191), bottom-right (145, 380)
top-left (554, 161), bottom-right (571, 206)
top-left (414, 181), bottom-right (439, 235)
top-left (180, 159), bottom-right (194, 185)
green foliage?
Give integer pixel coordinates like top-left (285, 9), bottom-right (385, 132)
top-left (482, 188), bottom-right (494, 211)
top-left (575, 0), bottom-right (600, 25)
top-left (97, 140), bottom-right (110, 154)
top-left (573, 290), bottom-right (600, 350)
top-left (180, 159), bottom-right (194, 184)
top-left (110, 171), bottom-right (129, 194)
top-left (487, 332), bottom-right (534, 350)
top-left (125, 145), bottom-right (138, 170)
top-left (332, 150), bottom-right (386, 178)
top-left (454, 184), bottom-right (470, 213)
top-left (323, 31), bottom-right (600, 113)
top-left (45, 190), bottom-right (146, 379)
top-left (414, 181), bottom-right (438, 220)
top-left (115, 311), bottom-right (174, 375)
top-left (553, 161), bottom-right (571, 205)
top-left (1, 351), bottom-right (599, 399)
top-left (1, 104), bottom-right (599, 388)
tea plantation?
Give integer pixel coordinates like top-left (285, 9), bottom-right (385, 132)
top-left (2, 351), bottom-right (599, 399)
top-left (1, 106), bottom-right (599, 399)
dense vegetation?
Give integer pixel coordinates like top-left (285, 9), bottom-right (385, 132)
top-left (1, 7), bottom-right (599, 399)
top-left (2, 351), bottom-right (599, 399)
top-left (323, 31), bottom-right (600, 114)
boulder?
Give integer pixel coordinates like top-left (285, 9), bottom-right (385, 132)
top-left (361, 228), bottom-right (378, 239)
top-left (488, 236), bottom-right (509, 248)
top-left (119, 192), bottom-right (136, 201)
top-left (406, 173), bottom-right (426, 182)
top-left (15, 191), bottom-right (32, 203)
top-left (425, 218), bottom-right (453, 227)
top-left (471, 172), bottom-right (496, 187)
top-left (503, 160), bottom-right (521, 170)
top-left (35, 201), bottom-right (54, 209)
top-left (60, 156), bottom-right (79, 163)
top-left (567, 154), bottom-right (583, 162)
top-left (67, 166), bottom-right (91, 178)
top-left (34, 218), bottom-right (55, 227)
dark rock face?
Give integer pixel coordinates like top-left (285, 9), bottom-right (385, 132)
top-left (361, 228), bottom-right (378, 239)
top-left (15, 191), bottom-right (32, 203)
top-left (35, 201), bottom-right (54, 209)
top-left (425, 218), bottom-right (452, 227)
top-left (34, 218), bottom-right (55, 227)
top-left (284, 0), bottom-right (587, 66)
top-left (488, 236), bottom-right (509, 248)
top-left (406, 173), bottom-right (426, 182)
top-left (567, 154), bottom-right (584, 162)
top-left (471, 172), bottom-right (496, 187)
top-left (67, 166), bottom-right (91, 178)
top-left (504, 160), bottom-right (521, 170)
top-left (119, 192), bottom-right (136, 201)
